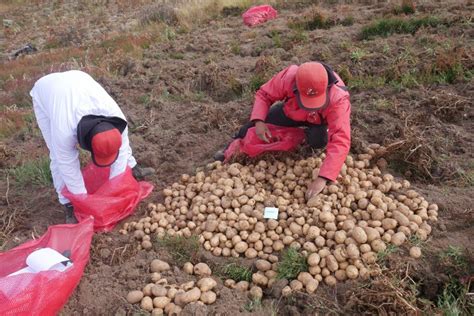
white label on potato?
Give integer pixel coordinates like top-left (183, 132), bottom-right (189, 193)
top-left (264, 207), bottom-right (279, 219)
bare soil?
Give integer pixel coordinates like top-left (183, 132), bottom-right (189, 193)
top-left (1, 0), bottom-right (473, 315)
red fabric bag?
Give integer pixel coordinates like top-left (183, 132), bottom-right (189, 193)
top-left (63, 164), bottom-right (153, 232)
top-left (224, 124), bottom-right (305, 161)
top-left (0, 217), bottom-right (94, 316)
top-left (242, 5), bottom-right (278, 27)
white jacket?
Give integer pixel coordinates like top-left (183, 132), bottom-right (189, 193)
top-left (30, 70), bottom-right (136, 203)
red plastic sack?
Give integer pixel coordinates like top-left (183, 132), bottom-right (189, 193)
top-left (242, 5), bottom-right (278, 27)
top-left (224, 124), bottom-right (305, 161)
top-left (63, 164), bottom-right (153, 232)
top-left (0, 217), bottom-right (94, 316)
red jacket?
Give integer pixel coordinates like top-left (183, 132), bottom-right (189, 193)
top-left (250, 65), bottom-right (351, 182)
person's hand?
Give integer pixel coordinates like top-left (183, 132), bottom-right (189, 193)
top-left (306, 177), bottom-right (327, 201)
top-left (255, 121), bottom-right (272, 143)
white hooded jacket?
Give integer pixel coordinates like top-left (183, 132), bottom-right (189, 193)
top-left (30, 70), bottom-right (136, 204)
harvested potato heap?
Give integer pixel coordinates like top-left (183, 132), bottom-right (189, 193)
top-left (123, 144), bottom-right (438, 294)
top-left (127, 260), bottom-right (217, 315)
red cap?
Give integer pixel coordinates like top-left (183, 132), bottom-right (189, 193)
top-left (295, 62), bottom-right (329, 110)
top-left (91, 128), bottom-right (122, 167)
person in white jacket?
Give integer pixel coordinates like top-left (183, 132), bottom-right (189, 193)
top-left (30, 70), bottom-right (153, 224)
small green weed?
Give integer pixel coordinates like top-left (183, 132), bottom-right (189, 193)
top-left (350, 48), bottom-right (367, 62)
top-left (361, 16), bottom-right (441, 39)
top-left (248, 74), bottom-right (266, 92)
top-left (230, 40), bottom-right (241, 55)
top-left (439, 246), bottom-right (468, 270)
top-left (341, 15), bottom-right (354, 26)
top-left (11, 156), bottom-right (52, 187)
top-left (270, 30), bottom-right (282, 48)
top-left (221, 263), bottom-right (252, 282)
top-left (377, 243), bottom-right (398, 265)
top-left (408, 234), bottom-right (424, 247)
top-left (288, 8), bottom-right (334, 30)
top-left (169, 52), bottom-right (184, 59)
top-left (244, 298), bottom-right (261, 312)
top-left (277, 247), bottom-right (308, 280)
top-left (155, 235), bottom-right (199, 265)
top-left (393, 0), bottom-right (416, 15)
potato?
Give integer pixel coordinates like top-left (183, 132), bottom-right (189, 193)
top-left (305, 279), bottom-right (319, 293)
top-left (346, 265), bottom-right (359, 279)
top-left (194, 263), bottom-right (212, 276)
top-left (324, 275), bottom-right (337, 286)
top-left (235, 281), bottom-right (250, 291)
top-left (308, 253), bottom-right (321, 266)
top-left (200, 291), bottom-right (217, 304)
top-left (151, 273), bottom-right (161, 283)
top-left (151, 260), bottom-right (170, 273)
top-left (393, 211), bottom-right (410, 226)
top-left (252, 272), bottom-right (268, 286)
top-left (153, 297), bottom-right (170, 309)
top-left (248, 286), bottom-right (263, 300)
top-left (391, 232), bottom-right (406, 246)
top-left (127, 290), bottom-right (144, 304)
top-left (256, 259), bottom-right (271, 272)
top-left (234, 241), bottom-right (249, 253)
top-left (364, 227), bottom-right (380, 242)
top-left (335, 269), bottom-right (347, 281)
top-left (282, 286), bottom-right (292, 297)
top-left (319, 211), bottom-right (335, 223)
top-left (197, 278), bottom-right (217, 292)
top-left (382, 218), bottom-right (397, 230)
top-left (326, 255), bottom-right (339, 272)
top-left (371, 239), bottom-right (386, 252)
top-left (351, 227), bottom-right (368, 244)
top-left (183, 262), bottom-right (194, 275)
top-left (290, 279), bottom-right (303, 291)
top-left (151, 308), bottom-right (164, 316)
top-left (297, 272), bottom-right (313, 285)
top-left (167, 288), bottom-right (178, 300)
top-left (141, 296), bottom-right (154, 311)
top-left (182, 281), bottom-right (195, 291)
top-left (143, 283), bottom-right (155, 297)
top-left (345, 244), bottom-right (360, 259)
top-left (409, 246), bottom-right (422, 258)
top-left (151, 285), bottom-right (167, 297)
top-left (175, 287), bottom-right (201, 306)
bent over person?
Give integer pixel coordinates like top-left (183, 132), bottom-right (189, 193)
top-left (216, 62), bottom-right (351, 200)
top-left (30, 70), bottom-right (153, 224)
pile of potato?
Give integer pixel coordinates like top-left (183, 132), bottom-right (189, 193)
top-left (123, 144), bottom-right (438, 294)
top-left (127, 260), bottom-right (217, 315)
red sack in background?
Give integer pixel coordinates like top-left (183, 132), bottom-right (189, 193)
top-left (0, 217), bottom-right (94, 316)
top-left (242, 5), bottom-right (278, 27)
top-left (63, 164), bottom-right (153, 232)
top-left (224, 124), bottom-right (305, 161)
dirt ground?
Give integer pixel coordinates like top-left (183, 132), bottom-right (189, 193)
top-left (1, 0), bottom-right (473, 315)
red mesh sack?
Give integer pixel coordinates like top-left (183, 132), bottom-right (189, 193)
top-left (224, 124), bottom-right (305, 161)
top-left (0, 217), bottom-right (94, 316)
top-left (242, 5), bottom-right (278, 27)
top-left (63, 164), bottom-right (153, 232)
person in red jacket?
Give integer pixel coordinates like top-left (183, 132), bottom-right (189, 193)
top-left (216, 61), bottom-right (351, 200)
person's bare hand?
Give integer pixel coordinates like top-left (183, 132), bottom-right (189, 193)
top-left (306, 177), bottom-right (327, 201)
top-left (255, 121), bottom-right (272, 143)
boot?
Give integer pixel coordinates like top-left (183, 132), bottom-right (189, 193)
top-left (213, 149), bottom-right (225, 162)
top-left (64, 203), bottom-right (78, 224)
top-left (132, 165), bottom-right (155, 180)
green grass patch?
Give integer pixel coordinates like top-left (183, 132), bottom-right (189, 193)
top-left (361, 16), bottom-right (442, 39)
top-left (155, 235), bottom-right (199, 265)
top-left (437, 277), bottom-right (473, 316)
top-left (277, 247), bottom-right (308, 280)
top-left (221, 263), bottom-right (252, 282)
top-left (10, 156), bottom-right (52, 187)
